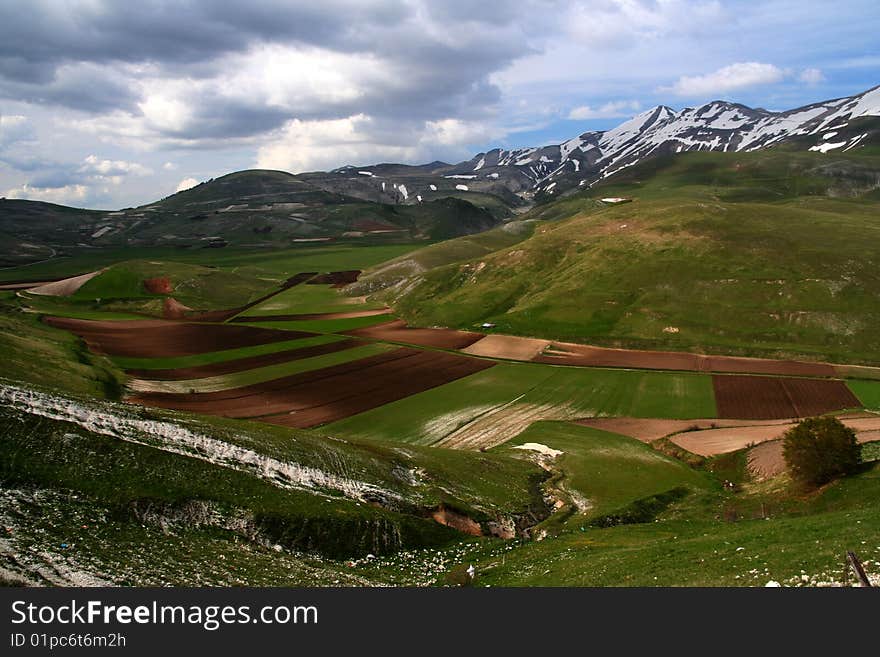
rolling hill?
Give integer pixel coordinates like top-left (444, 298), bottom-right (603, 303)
top-left (379, 147), bottom-right (880, 364)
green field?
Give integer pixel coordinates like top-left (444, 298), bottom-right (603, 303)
top-left (241, 283), bottom-right (386, 317)
top-left (328, 362), bottom-right (717, 445)
top-left (0, 242), bottom-right (422, 284)
top-left (250, 313), bottom-right (395, 334)
top-left (848, 379), bottom-right (880, 410)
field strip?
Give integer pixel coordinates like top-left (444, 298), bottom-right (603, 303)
top-left (435, 402), bottom-right (580, 451)
top-left (669, 415), bottom-right (880, 457)
top-left (125, 337), bottom-right (362, 380)
top-left (127, 343), bottom-right (391, 394)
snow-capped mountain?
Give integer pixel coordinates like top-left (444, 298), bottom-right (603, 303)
top-left (306, 85), bottom-right (880, 208)
top-left (452, 84), bottom-right (880, 199)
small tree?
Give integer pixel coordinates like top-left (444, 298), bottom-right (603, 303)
top-left (782, 416), bottom-right (861, 487)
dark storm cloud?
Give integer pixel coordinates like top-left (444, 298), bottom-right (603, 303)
top-left (0, 1), bottom-right (538, 138)
top-left (0, 1), bottom-right (409, 79)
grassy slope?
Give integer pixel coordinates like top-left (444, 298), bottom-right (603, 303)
top-left (241, 283), bottom-right (386, 317)
top-left (327, 362), bottom-right (716, 445)
top-left (390, 149), bottom-right (880, 363)
top-left (73, 260), bottom-right (273, 310)
top-left (348, 220), bottom-right (538, 296)
top-left (0, 293), bottom-right (125, 398)
top-left (501, 421), bottom-right (714, 525)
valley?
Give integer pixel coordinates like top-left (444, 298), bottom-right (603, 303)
top-left (2, 85), bottom-right (880, 588)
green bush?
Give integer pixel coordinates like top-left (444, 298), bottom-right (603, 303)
top-left (782, 417), bottom-right (861, 487)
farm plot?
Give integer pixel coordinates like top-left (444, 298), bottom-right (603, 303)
top-left (128, 342), bottom-right (391, 394)
top-left (346, 319), bottom-right (485, 350)
top-left (237, 280), bottom-right (383, 318)
top-left (126, 337), bottom-right (362, 380)
top-left (327, 362), bottom-right (716, 447)
top-left (232, 308), bottom-right (390, 323)
top-left (44, 316), bottom-right (307, 358)
top-left (128, 348), bottom-right (495, 427)
top-left (848, 379), bottom-right (880, 410)
top-left (712, 375), bottom-right (861, 420)
top-left (669, 414), bottom-right (880, 457)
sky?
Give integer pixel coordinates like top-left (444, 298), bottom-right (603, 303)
top-left (0, 0), bottom-right (878, 209)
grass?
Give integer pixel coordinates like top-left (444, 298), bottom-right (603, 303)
top-left (500, 421), bottom-right (714, 527)
top-left (241, 283), bottom-right (386, 317)
top-left (390, 149), bottom-right (880, 364)
top-left (250, 313), bottom-right (395, 334)
top-left (110, 334), bottom-right (345, 370)
top-left (848, 379), bottom-right (880, 410)
top-left (131, 343), bottom-right (393, 393)
top-left (0, 243), bottom-right (422, 284)
top-left (327, 362), bottom-right (716, 445)
top-left (0, 295), bottom-right (125, 398)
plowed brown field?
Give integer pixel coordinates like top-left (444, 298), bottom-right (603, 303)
top-left (712, 375), bottom-right (860, 420)
top-left (346, 319), bottom-right (484, 350)
top-left (125, 338), bottom-right (364, 380)
top-left (128, 347), bottom-right (494, 427)
top-left (44, 316), bottom-right (309, 358)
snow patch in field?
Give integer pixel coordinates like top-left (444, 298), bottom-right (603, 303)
top-left (455, 184), bottom-right (469, 191)
top-left (0, 383), bottom-right (404, 506)
top-left (429, 184), bottom-right (437, 191)
top-left (513, 443), bottom-right (563, 458)
top-left (809, 141), bottom-right (846, 153)
top-left (358, 171), bottom-right (373, 176)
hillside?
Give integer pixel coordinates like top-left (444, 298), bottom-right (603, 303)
top-left (383, 147), bottom-right (880, 364)
top-left (0, 170), bottom-right (501, 266)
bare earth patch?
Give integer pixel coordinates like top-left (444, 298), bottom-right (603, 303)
top-left (463, 334), bottom-right (550, 360)
top-left (670, 415), bottom-right (880, 457)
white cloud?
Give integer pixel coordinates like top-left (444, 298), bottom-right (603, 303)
top-left (162, 162), bottom-right (177, 170)
top-left (175, 177), bottom-right (199, 192)
top-left (663, 62), bottom-right (785, 97)
top-left (80, 154), bottom-right (152, 178)
top-left (0, 114), bottom-right (35, 148)
top-left (568, 100), bottom-right (641, 120)
top-left (256, 114), bottom-right (500, 173)
top-left (5, 183), bottom-right (89, 204)
top-left (799, 68), bottom-right (825, 85)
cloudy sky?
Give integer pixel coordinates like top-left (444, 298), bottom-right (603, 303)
top-left (0, 0), bottom-right (878, 209)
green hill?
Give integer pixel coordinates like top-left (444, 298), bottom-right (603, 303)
top-left (385, 148), bottom-right (880, 364)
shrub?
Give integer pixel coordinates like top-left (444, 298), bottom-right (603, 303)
top-left (782, 416), bottom-right (861, 487)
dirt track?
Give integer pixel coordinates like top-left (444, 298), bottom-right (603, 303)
top-left (44, 316), bottom-right (309, 358)
top-left (712, 375), bottom-right (860, 419)
top-left (28, 270), bottom-right (103, 297)
top-left (125, 338), bottom-right (364, 380)
top-left (128, 347), bottom-right (495, 427)
top-left (346, 319), bottom-right (485, 350)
